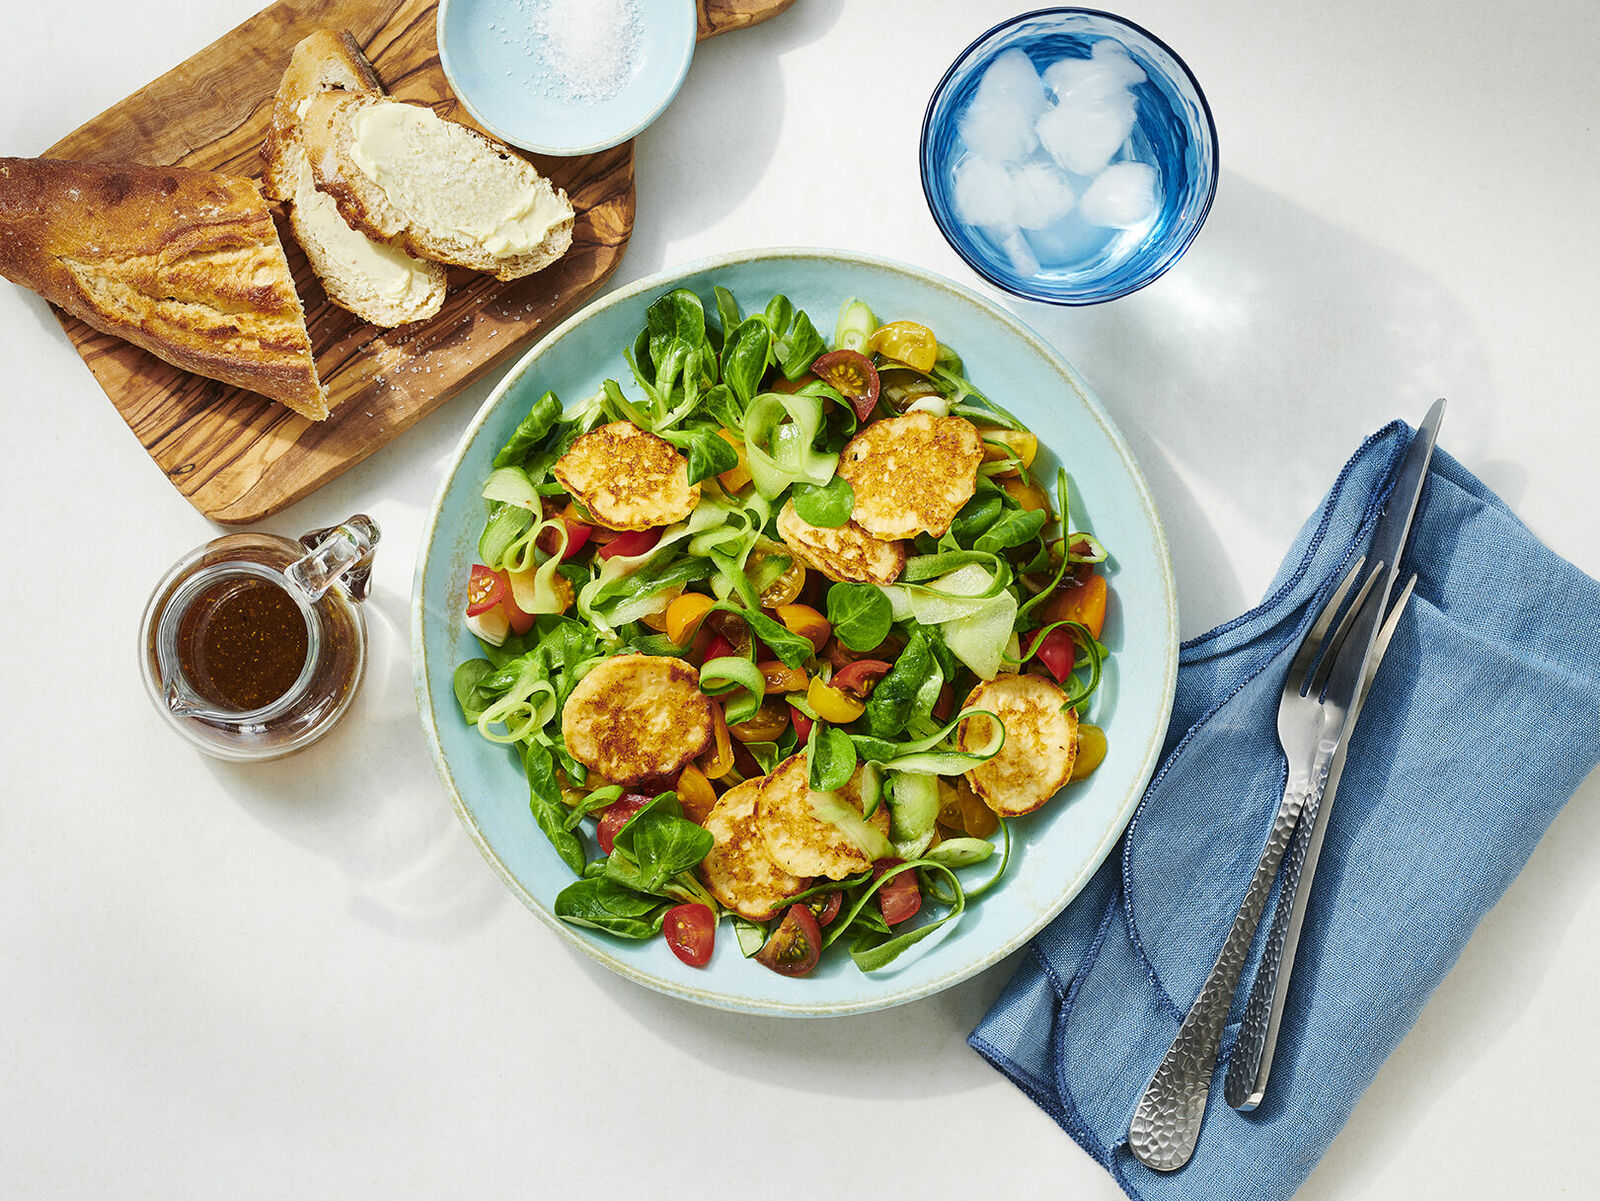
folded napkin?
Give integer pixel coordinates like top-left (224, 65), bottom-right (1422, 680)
top-left (971, 420), bottom-right (1600, 1201)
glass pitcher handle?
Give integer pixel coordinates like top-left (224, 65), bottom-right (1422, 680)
top-left (288, 515), bottom-right (381, 601)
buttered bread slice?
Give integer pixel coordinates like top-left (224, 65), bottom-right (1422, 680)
top-left (0, 157), bottom-right (328, 419)
top-left (301, 93), bottom-right (575, 282)
top-left (263, 30), bottom-right (446, 328)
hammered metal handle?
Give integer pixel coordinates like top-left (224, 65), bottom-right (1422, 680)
top-left (1224, 786), bottom-right (1320, 1111)
top-left (1128, 784), bottom-right (1311, 1172)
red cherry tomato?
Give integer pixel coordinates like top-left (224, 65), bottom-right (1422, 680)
top-left (755, 904), bottom-right (823, 976)
top-left (597, 526), bottom-right (664, 560)
top-left (501, 592), bottom-right (536, 636)
top-left (804, 890), bottom-right (843, 928)
top-left (596, 795), bottom-right (651, 856)
top-left (701, 634), bottom-right (738, 668)
top-left (874, 859), bottom-right (922, 927)
top-left (537, 515), bottom-right (592, 561)
top-left (811, 349), bottom-right (881, 422)
top-left (830, 658), bottom-right (895, 699)
top-left (465, 564), bottom-right (507, 616)
top-left (1026, 625), bottom-right (1078, 684)
top-left (789, 705), bottom-right (814, 748)
top-left (663, 903), bottom-right (716, 967)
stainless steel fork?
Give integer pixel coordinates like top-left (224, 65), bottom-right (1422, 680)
top-left (1127, 555), bottom-right (1386, 1172)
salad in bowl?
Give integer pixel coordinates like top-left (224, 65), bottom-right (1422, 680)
top-left (450, 282), bottom-right (1116, 978)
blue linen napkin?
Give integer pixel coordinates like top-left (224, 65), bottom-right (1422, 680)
top-left (971, 420), bottom-right (1600, 1201)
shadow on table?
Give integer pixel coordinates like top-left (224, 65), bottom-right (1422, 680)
top-left (198, 578), bottom-right (510, 940)
top-left (621, 0), bottom-right (847, 282)
top-left (1008, 171), bottom-right (1497, 641)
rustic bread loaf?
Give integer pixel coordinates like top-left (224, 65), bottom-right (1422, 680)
top-left (263, 30), bottom-right (446, 328)
top-left (0, 157), bottom-right (329, 419)
top-left (301, 92), bottom-right (575, 282)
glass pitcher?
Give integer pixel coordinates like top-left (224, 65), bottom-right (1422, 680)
top-left (139, 516), bottom-right (380, 761)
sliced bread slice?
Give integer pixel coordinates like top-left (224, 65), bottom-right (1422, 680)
top-left (262, 30), bottom-right (446, 327)
top-left (262, 30), bottom-right (383, 203)
top-left (301, 93), bottom-right (575, 282)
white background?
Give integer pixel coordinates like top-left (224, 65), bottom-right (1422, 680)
top-left (3, 1), bottom-right (1597, 1197)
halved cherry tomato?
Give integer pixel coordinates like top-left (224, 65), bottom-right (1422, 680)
top-left (665, 592), bottom-right (716, 647)
top-left (874, 859), bottom-right (922, 926)
top-left (1040, 572), bottom-right (1109, 642)
top-left (755, 904), bottom-right (822, 976)
top-left (1071, 723), bottom-right (1108, 782)
top-left (773, 604), bottom-right (831, 653)
top-left (1026, 625), bottom-right (1077, 684)
top-left (807, 676), bottom-right (866, 724)
top-left (730, 697), bottom-right (790, 743)
top-left (756, 660), bottom-right (810, 694)
top-left (596, 795), bottom-right (651, 856)
top-left (465, 564), bottom-right (507, 616)
top-left (536, 514), bottom-right (593, 561)
top-left (701, 634), bottom-right (737, 665)
top-left (597, 526), bottom-right (664, 561)
top-left (700, 704), bottom-right (734, 780)
top-left (804, 890), bottom-right (843, 928)
top-left (867, 321), bottom-right (939, 373)
top-left (501, 595), bottom-right (537, 636)
top-left (663, 903), bottom-right (716, 967)
top-left (789, 705), bottom-right (814, 748)
top-left (977, 428), bottom-right (1039, 475)
top-left (830, 658), bottom-right (894, 699)
top-left (769, 372), bottom-right (818, 395)
top-left (810, 349), bottom-right (881, 422)
top-left (675, 763), bottom-right (718, 825)
top-left (931, 683), bottom-right (954, 723)
top-left (750, 540), bottom-right (807, 607)
top-left (1002, 477), bottom-right (1051, 514)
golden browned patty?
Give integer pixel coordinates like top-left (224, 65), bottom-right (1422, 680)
top-left (836, 412), bottom-right (984, 539)
top-left (959, 674), bottom-right (1079, 816)
top-left (756, 755), bottom-right (891, 880)
top-left (560, 654), bottom-right (713, 785)
top-left (699, 777), bottom-right (807, 919)
top-left (776, 499), bottom-right (905, 586)
top-left (553, 421), bottom-right (700, 531)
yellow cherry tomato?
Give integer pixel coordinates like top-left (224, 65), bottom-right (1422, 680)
top-left (1001, 477), bottom-right (1052, 514)
top-left (664, 592), bottom-right (716, 647)
top-left (700, 703), bottom-right (734, 780)
top-left (807, 676), bottom-right (866, 724)
top-left (867, 321), bottom-right (940, 373)
top-left (716, 429), bottom-right (752, 492)
top-left (675, 763), bottom-right (719, 824)
top-left (1071, 724), bottom-right (1108, 781)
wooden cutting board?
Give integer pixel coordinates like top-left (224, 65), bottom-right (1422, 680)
top-left (42, 0), bottom-right (797, 524)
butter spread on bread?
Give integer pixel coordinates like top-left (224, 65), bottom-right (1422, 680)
top-left (0, 157), bottom-right (328, 420)
top-left (264, 30), bottom-right (446, 327)
top-left (302, 93), bottom-right (575, 282)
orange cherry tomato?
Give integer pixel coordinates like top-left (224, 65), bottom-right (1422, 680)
top-left (699, 704), bottom-right (734, 781)
top-left (730, 698), bottom-right (790, 743)
top-left (675, 763), bottom-right (718, 824)
top-left (716, 429), bottom-right (752, 492)
top-left (1041, 572), bottom-right (1109, 642)
top-left (773, 604), bottom-right (831, 653)
top-left (665, 592), bottom-right (716, 647)
top-left (756, 660), bottom-right (810, 695)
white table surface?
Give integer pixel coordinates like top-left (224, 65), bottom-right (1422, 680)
top-left (4, 1), bottom-right (1597, 1197)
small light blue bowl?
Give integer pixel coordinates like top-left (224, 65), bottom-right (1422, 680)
top-left (921, 8), bottom-right (1218, 305)
top-left (438, 0), bottom-right (697, 156)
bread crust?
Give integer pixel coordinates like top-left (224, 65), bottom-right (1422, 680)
top-left (0, 157), bottom-right (327, 419)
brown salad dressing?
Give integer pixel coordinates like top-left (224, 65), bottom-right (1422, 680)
top-left (175, 575), bottom-right (310, 712)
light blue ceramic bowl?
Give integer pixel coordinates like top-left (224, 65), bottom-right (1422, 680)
top-left (413, 247), bottom-right (1178, 1016)
top-left (438, 0), bottom-right (697, 155)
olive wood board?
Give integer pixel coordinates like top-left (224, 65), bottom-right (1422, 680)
top-left (41, 0), bottom-right (798, 524)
